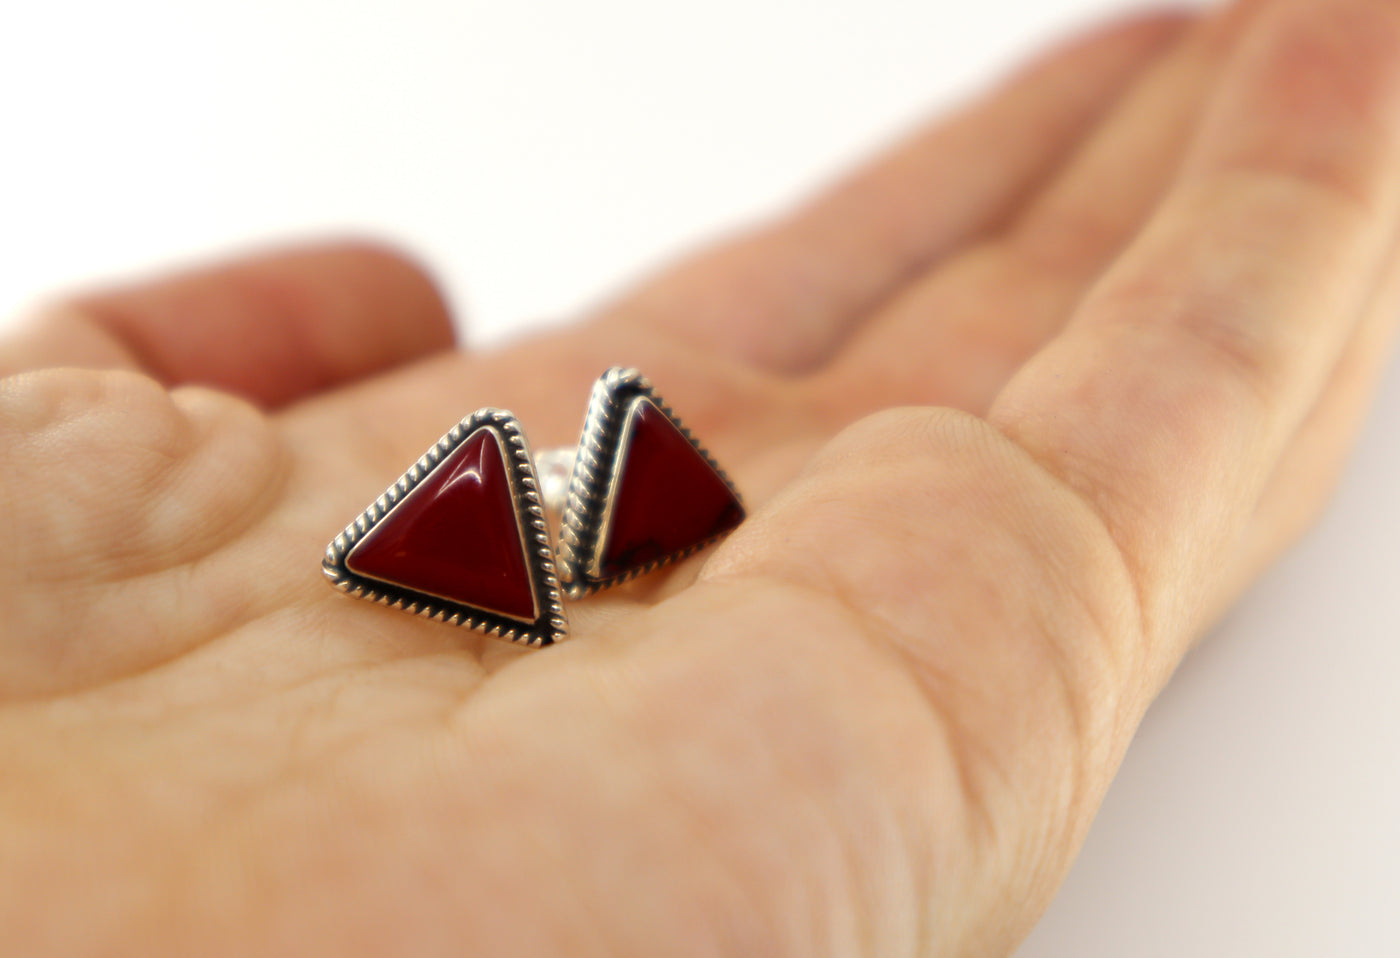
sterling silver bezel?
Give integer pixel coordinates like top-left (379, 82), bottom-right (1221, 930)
top-left (322, 408), bottom-right (568, 647)
top-left (556, 367), bottom-right (744, 599)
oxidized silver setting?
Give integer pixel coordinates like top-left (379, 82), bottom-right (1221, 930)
top-left (556, 367), bottom-right (744, 598)
top-left (322, 408), bottom-right (568, 648)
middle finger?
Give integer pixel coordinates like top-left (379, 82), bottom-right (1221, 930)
top-left (819, 0), bottom-right (1272, 420)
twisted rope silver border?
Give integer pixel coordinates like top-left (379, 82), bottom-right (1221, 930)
top-left (556, 367), bottom-right (744, 598)
top-left (322, 409), bottom-right (568, 648)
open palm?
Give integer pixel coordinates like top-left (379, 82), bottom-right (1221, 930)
top-left (5, 1), bottom-right (1400, 954)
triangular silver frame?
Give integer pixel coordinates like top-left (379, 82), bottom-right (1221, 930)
top-left (322, 408), bottom-right (568, 647)
top-left (556, 368), bottom-right (745, 599)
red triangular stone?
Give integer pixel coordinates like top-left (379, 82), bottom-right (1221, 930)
top-left (597, 399), bottom-right (744, 579)
top-left (346, 427), bottom-right (539, 622)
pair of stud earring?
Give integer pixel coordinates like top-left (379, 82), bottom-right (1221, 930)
top-left (322, 368), bottom-right (745, 648)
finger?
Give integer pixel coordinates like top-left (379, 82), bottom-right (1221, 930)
top-left (0, 242), bottom-right (456, 408)
top-left (599, 9), bottom-right (1192, 374)
top-left (1003, 0), bottom-right (1270, 289)
top-left (823, 0), bottom-right (1266, 416)
top-left (1207, 257), bottom-right (1400, 622)
top-left (988, 0), bottom-right (1400, 666)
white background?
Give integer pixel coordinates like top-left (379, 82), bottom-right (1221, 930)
top-left (1, 1), bottom-right (1396, 954)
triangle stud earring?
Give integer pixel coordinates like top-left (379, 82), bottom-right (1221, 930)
top-left (322, 409), bottom-right (567, 647)
top-left (556, 368), bottom-right (746, 598)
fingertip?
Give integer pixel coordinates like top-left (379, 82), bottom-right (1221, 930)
top-left (1022, 5), bottom-right (1198, 81)
top-left (66, 238), bottom-right (461, 408)
top-left (1088, 5), bottom-right (1197, 44)
top-left (296, 238), bottom-right (460, 351)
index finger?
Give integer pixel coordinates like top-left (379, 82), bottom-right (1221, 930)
top-left (989, 0), bottom-right (1400, 656)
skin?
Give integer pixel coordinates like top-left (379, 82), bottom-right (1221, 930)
top-left (1, 0), bottom-right (1398, 953)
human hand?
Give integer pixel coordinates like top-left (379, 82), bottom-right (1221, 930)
top-left (4, 0), bottom-right (1399, 954)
